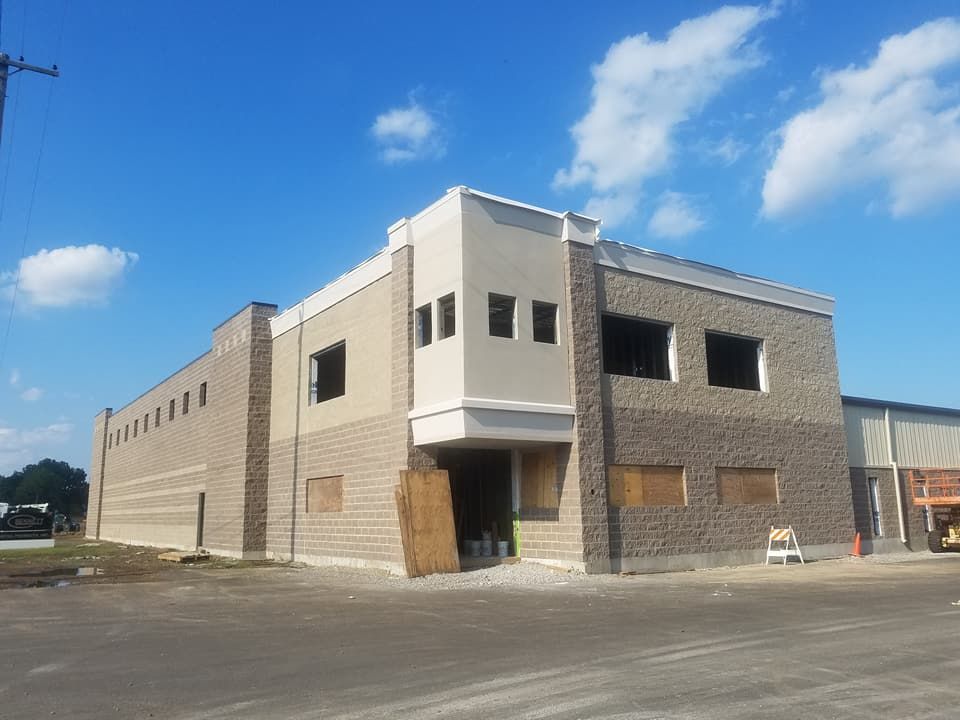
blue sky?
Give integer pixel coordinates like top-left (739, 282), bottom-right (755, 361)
top-left (0, 1), bottom-right (958, 474)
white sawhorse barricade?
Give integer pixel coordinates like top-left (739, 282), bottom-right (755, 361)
top-left (765, 526), bottom-right (804, 565)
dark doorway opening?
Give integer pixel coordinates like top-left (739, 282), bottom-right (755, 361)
top-left (438, 448), bottom-right (513, 556)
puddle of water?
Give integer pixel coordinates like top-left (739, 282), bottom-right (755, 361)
top-left (12, 566), bottom-right (104, 578)
top-left (3, 567), bottom-right (106, 588)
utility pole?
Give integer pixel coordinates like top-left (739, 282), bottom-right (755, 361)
top-left (0, 53), bottom-right (59, 148)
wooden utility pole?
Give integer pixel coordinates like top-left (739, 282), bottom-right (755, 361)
top-left (0, 53), bottom-right (59, 147)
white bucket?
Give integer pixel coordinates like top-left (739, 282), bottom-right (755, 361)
top-left (468, 540), bottom-right (481, 557)
top-left (497, 540), bottom-right (509, 558)
top-left (480, 539), bottom-right (493, 557)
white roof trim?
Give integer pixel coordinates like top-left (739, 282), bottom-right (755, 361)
top-left (270, 250), bottom-right (391, 338)
top-left (595, 240), bottom-right (835, 316)
top-left (409, 396), bottom-right (575, 420)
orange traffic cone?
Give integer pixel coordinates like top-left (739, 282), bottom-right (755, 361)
top-left (850, 532), bottom-right (862, 558)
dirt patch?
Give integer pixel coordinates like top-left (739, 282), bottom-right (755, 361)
top-left (0, 536), bottom-right (272, 589)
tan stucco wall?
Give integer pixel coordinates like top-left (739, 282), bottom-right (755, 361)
top-left (270, 276), bottom-right (393, 443)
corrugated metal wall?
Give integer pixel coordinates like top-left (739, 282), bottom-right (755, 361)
top-left (844, 400), bottom-right (960, 469)
top-left (843, 404), bottom-right (888, 466)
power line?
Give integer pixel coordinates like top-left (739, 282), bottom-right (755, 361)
top-left (0, 0), bottom-right (63, 374)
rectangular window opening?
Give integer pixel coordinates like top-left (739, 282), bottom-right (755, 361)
top-left (169, 399), bottom-right (176, 421)
top-left (108, 434), bottom-right (112, 449)
top-left (488, 293), bottom-right (516, 339)
top-left (608, 465), bottom-right (686, 507)
top-left (199, 382), bottom-right (207, 408)
top-left (306, 476), bottom-right (344, 513)
top-left (705, 331), bottom-right (765, 391)
top-left (601, 314), bottom-right (673, 381)
top-left (717, 467), bottom-right (779, 505)
top-left (144, 413), bottom-right (149, 433)
top-left (124, 425), bottom-right (129, 442)
top-left (182, 391), bottom-right (189, 415)
top-left (532, 301), bottom-right (558, 344)
top-left (311, 341), bottom-right (346, 404)
top-left (156, 407), bottom-right (161, 428)
top-left (133, 419), bottom-right (138, 438)
top-left (415, 304), bottom-right (432, 348)
top-left (437, 293), bottom-right (456, 340)
top-left (116, 429), bottom-right (120, 446)
top-left (520, 450), bottom-right (560, 509)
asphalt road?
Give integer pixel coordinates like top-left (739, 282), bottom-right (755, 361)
top-left (4, 555), bottom-right (960, 719)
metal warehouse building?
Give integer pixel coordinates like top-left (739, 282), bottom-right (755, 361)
top-left (843, 396), bottom-right (960, 554)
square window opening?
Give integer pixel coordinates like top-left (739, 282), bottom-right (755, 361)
top-left (705, 331), bottom-right (765, 391)
top-left (532, 301), bottom-right (558, 344)
top-left (601, 314), bottom-right (673, 381)
top-left (307, 476), bottom-right (344, 513)
top-left (437, 293), bottom-right (456, 340)
top-left (311, 341), bottom-right (346, 404)
top-left (488, 293), bottom-right (516, 338)
top-left (415, 304), bottom-right (432, 348)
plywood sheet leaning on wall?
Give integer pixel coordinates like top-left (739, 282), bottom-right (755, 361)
top-left (395, 470), bottom-right (461, 578)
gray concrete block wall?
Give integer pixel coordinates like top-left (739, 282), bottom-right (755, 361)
top-left (594, 268), bottom-right (854, 568)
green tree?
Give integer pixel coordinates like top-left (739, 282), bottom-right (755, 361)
top-left (0, 459), bottom-right (88, 515)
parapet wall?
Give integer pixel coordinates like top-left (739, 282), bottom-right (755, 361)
top-left (88, 302), bottom-right (276, 557)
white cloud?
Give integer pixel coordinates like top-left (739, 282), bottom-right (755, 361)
top-left (706, 135), bottom-right (749, 165)
top-left (20, 387), bottom-right (43, 403)
top-left (371, 100), bottom-right (444, 164)
top-left (763, 18), bottom-right (960, 218)
top-left (1, 244), bottom-right (138, 308)
top-left (553, 4), bottom-right (773, 227)
top-left (0, 422), bottom-right (72, 474)
top-left (647, 192), bottom-right (706, 239)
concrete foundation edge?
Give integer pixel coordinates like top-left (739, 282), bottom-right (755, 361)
top-left (266, 550), bottom-right (406, 576)
top-left (600, 542), bottom-right (853, 574)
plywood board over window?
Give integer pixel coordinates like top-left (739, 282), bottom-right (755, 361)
top-left (306, 476), bottom-right (344, 513)
top-left (608, 465), bottom-right (686, 507)
top-left (717, 467), bottom-right (779, 504)
top-left (521, 450), bottom-right (559, 509)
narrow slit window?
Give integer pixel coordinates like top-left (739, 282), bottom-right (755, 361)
top-left (532, 301), bottom-right (558, 344)
top-left (108, 434), bottom-right (113, 449)
top-left (124, 425), bottom-right (129, 442)
top-left (199, 382), bottom-right (207, 408)
top-left (144, 413), bottom-right (149, 433)
top-left (601, 314), bottom-right (673, 380)
top-left (169, 399), bottom-right (176, 421)
top-left (415, 304), bottom-right (432, 348)
top-left (182, 391), bottom-right (189, 415)
top-left (868, 476), bottom-right (883, 536)
top-left (133, 419), bottom-right (138, 438)
top-left (705, 331), bottom-right (764, 391)
top-left (156, 407), bottom-right (161, 428)
top-left (437, 293), bottom-right (456, 340)
top-left (488, 293), bottom-right (516, 338)
top-left (311, 341), bottom-right (346, 404)
top-left (116, 429), bottom-right (121, 445)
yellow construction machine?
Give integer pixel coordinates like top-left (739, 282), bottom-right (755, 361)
top-left (909, 469), bottom-right (960, 553)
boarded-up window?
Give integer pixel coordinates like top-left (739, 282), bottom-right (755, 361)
top-left (608, 465), bottom-right (686, 507)
top-left (306, 476), bottom-right (344, 513)
top-left (717, 467), bottom-right (778, 504)
top-left (521, 450), bottom-right (559, 509)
